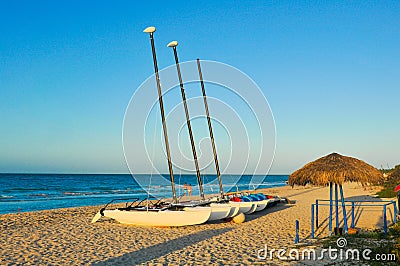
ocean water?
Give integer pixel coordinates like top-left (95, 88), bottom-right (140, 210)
top-left (0, 174), bottom-right (288, 214)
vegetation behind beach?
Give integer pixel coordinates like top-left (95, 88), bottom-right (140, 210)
top-left (378, 165), bottom-right (400, 198)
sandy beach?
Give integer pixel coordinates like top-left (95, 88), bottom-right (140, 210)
top-left (0, 183), bottom-right (396, 265)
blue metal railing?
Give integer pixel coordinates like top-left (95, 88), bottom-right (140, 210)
top-left (311, 199), bottom-right (397, 238)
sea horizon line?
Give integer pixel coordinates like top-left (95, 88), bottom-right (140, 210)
top-left (0, 172), bottom-right (290, 175)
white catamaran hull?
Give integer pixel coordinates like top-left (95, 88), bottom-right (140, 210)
top-left (101, 207), bottom-right (211, 227)
top-left (228, 201), bottom-right (254, 214)
top-left (208, 203), bottom-right (232, 221)
top-left (226, 204), bottom-right (240, 218)
top-left (255, 199), bottom-right (270, 212)
top-left (244, 202), bottom-right (258, 214)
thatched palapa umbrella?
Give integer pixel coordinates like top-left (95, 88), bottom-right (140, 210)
top-left (289, 152), bottom-right (383, 235)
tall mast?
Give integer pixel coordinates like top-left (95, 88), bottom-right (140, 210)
top-left (167, 41), bottom-right (205, 200)
top-left (196, 59), bottom-right (224, 198)
top-left (143, 27), bottom-right (177, 203)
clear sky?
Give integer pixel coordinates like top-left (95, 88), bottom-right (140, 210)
top-left (0, 1), bottom-right (399, 174)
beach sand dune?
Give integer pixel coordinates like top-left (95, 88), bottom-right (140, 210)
top-left (0, 183), bottom-right (395, 265)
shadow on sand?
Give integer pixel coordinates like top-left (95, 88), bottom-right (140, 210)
top-left (245, 203), bottom-right (294, 222)
top-left (92, 227), bottom-right (233, 265)
top-left (345, 195), bottom-right (396, 229)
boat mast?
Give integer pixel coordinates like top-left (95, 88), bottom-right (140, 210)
top-left (143, 27), bottom-right (177, 203)
top-left (167, 41), bottom-right (205, 200)
top-left (196, 59), bottom-right (224, 199)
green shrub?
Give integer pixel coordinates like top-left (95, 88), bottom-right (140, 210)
top-left (390, 222), bottom-right (400, 237)
top-left (377, 165), bottom-right (400, 198)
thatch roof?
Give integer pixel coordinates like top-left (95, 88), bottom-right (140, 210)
top-left (288, 153), bottom-right (383, 186)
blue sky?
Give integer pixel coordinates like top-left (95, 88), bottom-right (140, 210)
top-left (0, 1), bottom-right (399, 174)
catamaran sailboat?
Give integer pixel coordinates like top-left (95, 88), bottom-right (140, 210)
top-left (165, 40), bottom-right (236, 222)
top-left (92, 26), bottom-right (212, 226)
top-left (92, 26), bottom-right (273, 226)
